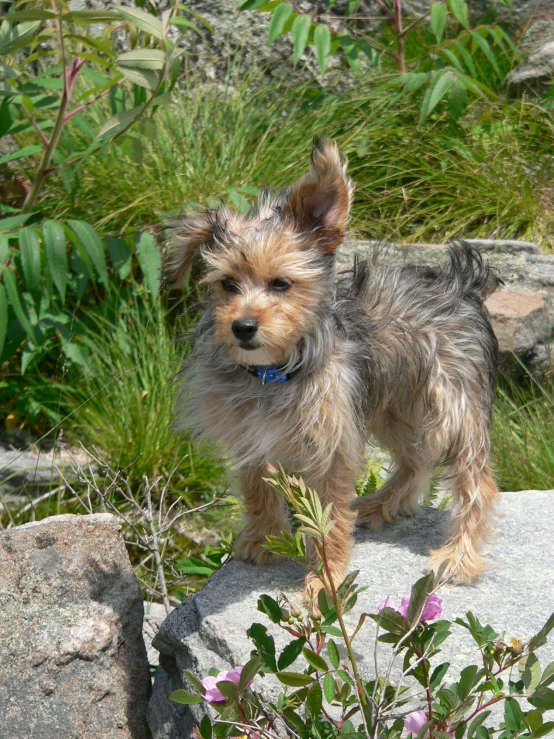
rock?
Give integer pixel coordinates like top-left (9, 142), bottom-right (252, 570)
top-left (144, 602), bottom-right (173, 668)
top-left (337, 239), bottom-right (554, 375)
top-left (0, 513), bottom-right (152, 739)
top-left (148, 491), bottom-right (554, 738)
top-left (506, 40), bottom-right (554, 94)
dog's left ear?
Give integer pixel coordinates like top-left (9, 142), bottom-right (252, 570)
top-left (160, 211), bottom-right (216, 289)
top-left (283, 137), bottom-right (353, 253)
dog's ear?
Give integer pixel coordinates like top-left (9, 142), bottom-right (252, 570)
top-left (160, 212), bottom-right (216, 289)
top-left (283, 137), bottom-right (353, 253)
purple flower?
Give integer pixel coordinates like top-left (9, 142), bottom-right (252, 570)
top-left (200, 665), bottom-right (254, 704)
top-left (404, 709), bottom-right (429, 737)
top-left (377, 593), bottom-right (444, 623)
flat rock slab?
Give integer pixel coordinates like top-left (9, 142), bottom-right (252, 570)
top-left (0, 513), bottom-right (152, 739)
top-left (149, 491), bottom-right (554, 738)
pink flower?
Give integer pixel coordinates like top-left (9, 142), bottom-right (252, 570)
top-left (377, 594), bottom-right (444, 623)
top-left (404, 709), bottom-right (429, 737)
top-left (200, 665), bottom-right (254, 704)
top-left (378, 597), bottom-right (397, 611)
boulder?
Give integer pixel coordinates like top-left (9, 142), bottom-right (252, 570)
top-left (338, 239), bottom-right (554, 375)
top-left (148, 491), bottom-right (554, 738)
top-left (506, 40), bottom-right (554, 94)
top-left (0, 513), bottom-right (152, 739)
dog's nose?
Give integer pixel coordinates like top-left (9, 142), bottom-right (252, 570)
top-left (232, 318), bottom-right (259, 342)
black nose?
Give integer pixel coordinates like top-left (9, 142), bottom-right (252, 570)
top-left (232, 318), bottom-right (258, 342)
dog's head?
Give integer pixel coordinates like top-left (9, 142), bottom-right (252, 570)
top-left (162, 137), bottom-right (353, 366)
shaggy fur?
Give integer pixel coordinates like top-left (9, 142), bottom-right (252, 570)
top-left (161, 137), bottom-right (500, 597)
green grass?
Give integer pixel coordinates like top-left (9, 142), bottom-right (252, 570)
top-left (33, 72), bottom-right (554, 249)
top-left (492, 372), bottom-right (554, 492)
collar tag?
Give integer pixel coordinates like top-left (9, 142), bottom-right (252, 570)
top-left (257, 367), bottom-right (288, 384)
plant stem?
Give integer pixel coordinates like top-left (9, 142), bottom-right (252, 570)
top-left (394, 0), bottom-right (406, 73)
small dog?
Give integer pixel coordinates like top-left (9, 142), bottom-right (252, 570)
top-left (162, 137), bottom-right (500, 597)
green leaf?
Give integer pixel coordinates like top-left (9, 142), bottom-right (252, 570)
top-left (238, 655), bottom-right (261, 693)
top-left (0, 21), bottom-right (41, 56)
top-left (303, 647), bottom-right (328, 672)
top-left (170, 689), bottom-right (204, 705)
top-left (96, 103), bottom-right (147, 139)
top-left (327, 639), bottom-right (340, 669)
top-left (43, 220), bottom-right (68, 304)
top-left (448, 77), bottom-right (468, 118)
top-left (0, 145), bottom-right (42, 166)
top-left (117, 48), bottom-right (166, 70)
top-left (67, 220), bottom-right (108, 288)
top-left (314, 24), bottom-right (331, 75)
top-left (448, 0), bottom-right (469, 29)
top-left (118, 66), bottom-right (160, 91)
top-left (278, 637), bottom-right (306, 670)
top-left (18, 228), bottom-right (41, 294)
top-left (470, 31), bottom-right (500, 77)
top-left (430, 662), bottom-right (450, 690)
top-left (240, 0), bottom-right (270, 8)
top-left (323, 673), bottom-right (336, 703)
top-left (338, 33), bottom-right (359, 72)
top-left (183, 670), bottom-right (205, 695)
top-left (430, 2), bottom-right (447, 44)
top-left (247, 623), bottom-right (277, 672)
top-left (257, 594), bottom-right (281, 624)
top-left (214, 679), bottom-right (238, 700)
top-left (521, 653), bottom-right (542, 693)
top-left (407, 573), bottom-right (435, 625)
top-left (468, 710), bottom-right (491, 739)
top-left (533, 723), bottom-right (554, 738)
top-left (291, 14), bottom-right (311, 65)
top-left (306, 680), bottom-right (323, 715)
top-left (136, 231), bottom-right (161, 295)
top-left (530, 613), bottom-right (554, 651)
top-left (2, 267), bottom-right (35, 341)
top-left (106, 236), bottom-right (131, 279)
top-left (268, 2), bottom-right (293, 44)
top-left (282, 707), bottom-right (306, 731)
top-left (540, 661), bottom-right (554, 688)
top-left (63, 10), bottom-right (122, 22)
top-left (428, 70), bottom-right (454, 116)
top-left (276, 671), bottom-right (314, 687)
top-left (0, 283), bottom-right (7, 358)
top-left (199, 715), bottom-right (212, 739)
top-left (529, 687), bottom-right (554, 711)
top-left (458, 665), bottom-right (481, 701)
top-left (504, 697), bottom-right (525, 733)
top-left (169, 16), bottom-right (202, 34)
top-left (115, 5), bottom-right (163, 39)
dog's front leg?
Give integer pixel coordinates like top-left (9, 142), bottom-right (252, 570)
top-left (304, 450), bottom-right (358, 601)
top-left (234, 465), bottom-right (290, 565)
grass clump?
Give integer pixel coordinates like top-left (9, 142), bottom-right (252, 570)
top-left (492, 371), bottom-right (554, 492)
top-left (36, 73), bottom-right (554, 249)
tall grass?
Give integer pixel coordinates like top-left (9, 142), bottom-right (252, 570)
top-left (492, 372), bottom-right (554, 492)
top-left (38, 72), bottom-right (554, 248)
top-left (62, 284), bottom-right (225, 499)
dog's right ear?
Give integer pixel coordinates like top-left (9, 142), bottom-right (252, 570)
top-left (160, 212), bottom-right (216, 289)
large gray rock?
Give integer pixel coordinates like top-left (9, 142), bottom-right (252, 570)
top-left (148, 491), bottom-right (554, 738)
top-left (338, 239), bottom-right (554, 375)
top-left (0, 513), bottom-right (152, 739)
top-left (506, 40), bottom-right (554, 93)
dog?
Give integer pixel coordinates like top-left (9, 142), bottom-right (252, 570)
top-left (161, 137), bottom-right (500, 598)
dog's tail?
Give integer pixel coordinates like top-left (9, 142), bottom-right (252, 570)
top-left (444, 241), bottom-right (501, 304)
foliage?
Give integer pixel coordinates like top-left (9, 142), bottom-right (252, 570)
top-left (240, 0), bottom-right (519, 121)
top-left (0, 0), bottom-right (203, 212)
top-left (171, 467), bottom-right (554, 738)
top-left (0, 218), bottom-right (161, 377)
top-left (492, 369), bottom-right (554, 492)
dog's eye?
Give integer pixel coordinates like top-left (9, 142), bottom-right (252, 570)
top-left (269, 278), bottom-right (291, 292)
top-left (221, 278), bottom-right (239, 293)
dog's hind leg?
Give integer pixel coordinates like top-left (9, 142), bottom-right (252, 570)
top-left (235, 465), bottom-right (290, 565)
top-left (427, 453), bottom-right (499, 584)
top-left (354, 460), bottom-right (430, 530)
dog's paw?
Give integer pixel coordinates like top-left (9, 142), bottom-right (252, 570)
top-left (427, 545), bottom-right (485, 585)
top-left (353, 496), bottom-right (397, 530)
top-left (304, 571), bottom-right (326, 605)
top-left (234, 529), bottom-right (284, 565)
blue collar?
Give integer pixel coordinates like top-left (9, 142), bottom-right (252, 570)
top-left (241, 363), bottom-right (300, 385)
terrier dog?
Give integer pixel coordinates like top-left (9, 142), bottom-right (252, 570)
top-left (162, 137), bottom-right (500, 597)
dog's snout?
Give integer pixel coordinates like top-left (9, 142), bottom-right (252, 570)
top-left (232, 318), bottom-right (259, 342)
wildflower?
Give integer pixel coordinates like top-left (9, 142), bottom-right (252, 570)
top-left (378, 593), bottom-right (444, 623)
top-left (404, 709), bottom-right (429, 737)
top-left (200, 665), bottom-right (253, 704)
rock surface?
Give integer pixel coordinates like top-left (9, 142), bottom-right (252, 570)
top-left (148, 491), bottom-right (554, 738)
top-left (0, 513), bottom-right (152, 739)
top-left (338, 239), bottom-right (554, 375)
top-left (506, 40), bottom-right (554, 93)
